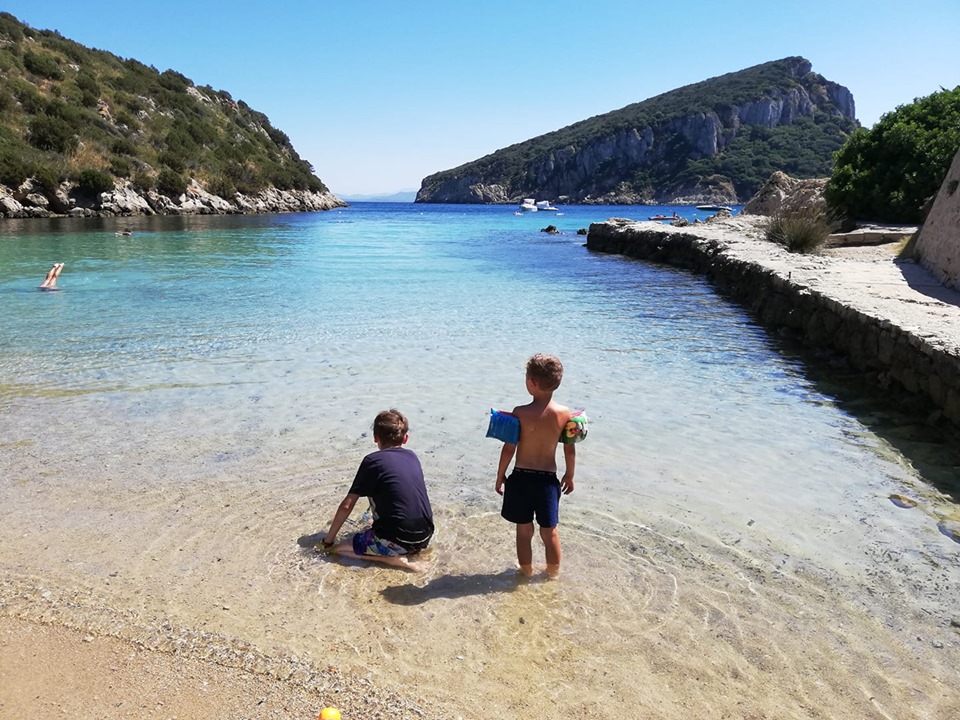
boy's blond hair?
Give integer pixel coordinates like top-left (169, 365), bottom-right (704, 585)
top-left (526, 353), bottom-right (563, 392)
top-left (373, 409), bottom-right (409, 446)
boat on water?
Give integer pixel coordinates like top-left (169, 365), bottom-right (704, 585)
top-left (696, 204), bottom-right (733, 212)
top-left (649, 213), bottom-right (680, 221)
top-left (517, 198), bottom-right (560, 212)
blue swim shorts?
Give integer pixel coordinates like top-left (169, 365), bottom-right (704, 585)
top-left (352, 527), bottom-right (409, 557)
top-left (500, 468), bottom-right (561, 528)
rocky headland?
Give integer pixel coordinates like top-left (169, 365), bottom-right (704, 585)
top-left (417, 57), bottom-right (857, 206)
top-left (0, 178), bottom-right (346, 219)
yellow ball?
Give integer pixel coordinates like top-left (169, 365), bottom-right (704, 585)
top-left (319, 708), bottom-right (341, 720)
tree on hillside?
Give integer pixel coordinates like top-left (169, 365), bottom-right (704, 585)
top-left (825, 87), bottom-right (960, 224)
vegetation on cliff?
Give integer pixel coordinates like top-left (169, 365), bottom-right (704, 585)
top-left (417, 57), bottom-right (858, 205)
top-left (0, 12), bottom-right (327, 205)
top-left (825, 87), bottom-right (960, 224)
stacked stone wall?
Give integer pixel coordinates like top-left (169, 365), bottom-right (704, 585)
top-left (587, 222), bottom-right (960, 424)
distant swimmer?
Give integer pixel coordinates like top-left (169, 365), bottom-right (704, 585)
top-left (115, 227), bottom-right (133, 237)
top-left (38, 262), bottom-right (64, 291)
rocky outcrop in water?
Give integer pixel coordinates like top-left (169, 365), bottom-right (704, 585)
top-left (0, 179), bottom-right (346, 218)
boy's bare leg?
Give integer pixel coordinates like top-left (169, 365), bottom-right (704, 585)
top-left (540, 525), bottom-right (561, 578)
top-left (516, 523), bottom-right (535, 576)
top-left (330, 543), bottom-right (428, 573)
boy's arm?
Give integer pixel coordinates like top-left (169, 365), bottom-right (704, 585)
top-left (561, 443), bottom-right (576, 495)
top-left (495, 442), bottom-right (516, 495)
top-left (323, 493), bottom-right (360, 545)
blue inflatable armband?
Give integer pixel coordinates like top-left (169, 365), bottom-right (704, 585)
top-left (560, 410), bottom-right (588, 445)
top-left (486, 408), bottom-right (520, 445)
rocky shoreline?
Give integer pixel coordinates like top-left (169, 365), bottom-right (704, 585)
top-left (587, 215), bottom-right (960, 425)
top-left (0, 179), bottom-right (346, 219)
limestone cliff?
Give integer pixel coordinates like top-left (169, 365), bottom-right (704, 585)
top-left (417, 57), bottom-right (857, 206)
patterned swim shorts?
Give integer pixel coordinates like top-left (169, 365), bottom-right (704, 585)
top-left (352, 527), bottom-right (409, 557)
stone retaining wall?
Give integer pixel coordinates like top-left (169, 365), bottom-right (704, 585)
top-left (586, 220), bottom-right (960, 424)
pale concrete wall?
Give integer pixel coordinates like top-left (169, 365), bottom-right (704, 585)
top-left (916, 146), bottom-right (960, 291)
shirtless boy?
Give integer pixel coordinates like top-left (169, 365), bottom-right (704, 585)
top-left (495, 353), bottom-right (575, 578)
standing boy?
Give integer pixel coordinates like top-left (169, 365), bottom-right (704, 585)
top-left (320, 409), bottom-right (434, 572)
top-left (496, 354), bottom-right (576, 578)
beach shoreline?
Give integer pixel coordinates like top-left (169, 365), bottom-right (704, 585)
top-left (3, 208), bottom-right (959, 720)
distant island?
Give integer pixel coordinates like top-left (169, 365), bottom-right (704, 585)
top-left (0, 12), bottom-right (344, 218)
top-left (416, 57), bottom-right (858, 206)
top-left (339, 190), bottom-right (417, 203)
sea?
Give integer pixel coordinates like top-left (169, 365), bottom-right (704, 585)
top-left (1, 202), bottom-right (957, 718)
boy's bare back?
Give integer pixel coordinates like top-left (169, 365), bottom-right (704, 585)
top-left (512, 397), bottom-right (570, 472)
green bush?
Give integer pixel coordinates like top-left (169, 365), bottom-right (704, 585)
top-left (75, 168), bottom-right (115, 195)
top-left (109, 156), bottom-right (131, 177)
top-left (132, 171), bottom-right (154, 191)
top-left (156, 168), bottom-right (187, 197)
top-left (33, 164), bottom-right (61, 192)
top-left (765, 208), bottom-right (831, 253)
top-left (0, 150), bottom-right (30, 186)
top-left (23, 51), bottom-right (63, 81)
top-left (27, 115), bottom-right (78, 153)
top-left (205, 175), bottom-right (236, 198)
top-left (825, 87), bottom-right (960, 223)
top-left (112, 137), bottom-right (137, 156)
top-left (158, 150), bottom-right (187, 173)
top-left (0, 12), bottom-right (25, 42)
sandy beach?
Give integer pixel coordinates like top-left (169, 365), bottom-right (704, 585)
top-left (2, 215), bottom-right (959, 720)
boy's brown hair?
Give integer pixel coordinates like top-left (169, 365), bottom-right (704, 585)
top-left (526, 353), bottom-right (563, 392)
top-left (373, 409), bottom-right (409, 446)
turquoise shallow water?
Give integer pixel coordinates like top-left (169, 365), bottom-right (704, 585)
top-left (1, 203), bottom-right (958, 717)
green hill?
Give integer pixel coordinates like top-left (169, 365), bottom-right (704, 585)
top-left (0, 12), bottom-right (341, 216)
top-left (416, 57), bottom-right (859, 205)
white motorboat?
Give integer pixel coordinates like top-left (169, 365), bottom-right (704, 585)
top-left (535, 200), bottom-right (558, 212)
top-left (519, 198), bottom-right (538, 211)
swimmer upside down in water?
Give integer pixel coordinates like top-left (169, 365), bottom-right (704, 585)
top-left (38, 263), bottom-right (64, 290)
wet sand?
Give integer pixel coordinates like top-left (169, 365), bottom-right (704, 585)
top-left (2, 234), bottom-right (959, 719)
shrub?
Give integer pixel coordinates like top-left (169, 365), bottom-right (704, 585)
top-left (0, 12), bottom-right (25, 42)
top-left (825, 87), bottom-right (960, 223)
top-left (112, 137), bottom-right (137, 156)
top-left (158, 150), bottom-right (186, 173)
top-left (23, 51), bottom-right (64, 80)
top-left (156, 168), bottom-right (186, 197)
top-left (27, 115), bottom-right (78, 153)
top-left (75, 168), bottom-right (115, 195)
top-left (33, 165), bottom-right (62, 192)
top-left (113, 109), bottom-right (139, 130)
top-left (0, 150), bottom-right (30, 187)
top-left (765, 208), bottom-right (831, 253)
top-left (205, 175), bottom-right (236, 198)
top-left (79, 89), bottom-right (99, 108)
top-left (132, 171), bottom-right (154, 191)
top-left (109, 157), bottom-right (131, 177)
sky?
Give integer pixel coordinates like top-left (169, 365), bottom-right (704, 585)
top-left (3, 1), bottom-right (957, 197)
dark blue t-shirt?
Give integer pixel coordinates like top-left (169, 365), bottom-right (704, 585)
top-left (348, 447), bottom-right (434, 550)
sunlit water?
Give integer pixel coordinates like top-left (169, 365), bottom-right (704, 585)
top-left (1, 204), bottom-right (957, 718)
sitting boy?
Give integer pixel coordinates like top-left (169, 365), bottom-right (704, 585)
top-left (319, 409), bottom-right (434, 572)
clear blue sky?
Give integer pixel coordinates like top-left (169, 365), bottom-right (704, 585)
top-left (4, 1), bottom-right (956, 196)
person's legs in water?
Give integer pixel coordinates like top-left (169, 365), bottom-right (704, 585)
top-left (515, 522), bottom-right (535, 576)
top-left (39, 263), bottom-right (63, 289)
top-left (540, 525), bottom-right (562, 578)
